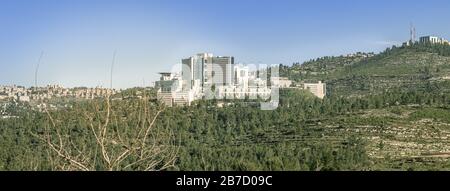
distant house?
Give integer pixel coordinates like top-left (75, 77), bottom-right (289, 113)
top-left (17, 95), bottom-right (30, 102)
top-left (0, 94), bottom-right (7, 100)
top-left (303, 81), bottom-right (326, 99)
top-left (156, 72), bottom-right (194, 107)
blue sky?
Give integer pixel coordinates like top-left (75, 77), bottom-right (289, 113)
top-left (1, 0), bottom-right (450, 88)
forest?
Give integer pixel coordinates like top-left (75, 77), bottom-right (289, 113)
top-left (1, 86), bottom-right (450, 170)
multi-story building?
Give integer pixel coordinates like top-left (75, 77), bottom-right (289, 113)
top-left (18, 95), bottom-right (30, 102)
top-left (419, 36), bottom-right (450, 45)
top-left (270, 77), bottom-right (292, 88)
top-left (182, 53), bottom-right (211, 89)
top-left (208, 56), bottom-right (234, 86)
top-left (215, 86), bottom-right (271, 100)
top-left (304, 81), bottom-right (326, 99)
top-left (156, 72), bottom-right (196, 107)
top-left (156, 73), bottom-right (178, 107)
top-left (73, 87), bottom-right (116, 99)
top-left (158, 53), bottom-right (279, 107)
top-left (234, 65), bottom-right (249, 89)
top-left (0, 84), bottom-right (118, 102)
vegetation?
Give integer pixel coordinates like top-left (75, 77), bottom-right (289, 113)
top-left (1, 43), bottom-right (450, 171)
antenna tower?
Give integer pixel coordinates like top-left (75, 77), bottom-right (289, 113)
top-left (410, 23), bottom-right (416, 42)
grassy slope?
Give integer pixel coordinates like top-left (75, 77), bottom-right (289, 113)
top-left (293, 47), bottom-right (450, 96)
top-left (281, 45), bottom-right (450, 170)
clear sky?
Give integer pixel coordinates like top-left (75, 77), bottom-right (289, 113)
top-left (1, 0), bottom-right (450, 89)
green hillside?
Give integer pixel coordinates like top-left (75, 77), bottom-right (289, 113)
top-left (2, 44), bottom-right (450, 171)
top-left (282, 43), bottom-right (450, 97)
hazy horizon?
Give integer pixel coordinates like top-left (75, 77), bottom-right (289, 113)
top-left (2, 0), bottom-right (450, 89)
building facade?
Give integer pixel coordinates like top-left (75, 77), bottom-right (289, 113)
top-left (157, 53), bottom-right (282, 107)
top-left (270, 77), bottom-right (292, 88)
top-left (155, 72), bottom-right (196, 107)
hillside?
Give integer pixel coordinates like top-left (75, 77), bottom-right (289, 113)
top-left (2, 44), bottom-right (450, 171)
top-left (283, 43), bottom-right (450, 97)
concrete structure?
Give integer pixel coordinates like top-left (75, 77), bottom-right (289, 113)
top-left (0, 94), bottom-right (7, 100)
top-left (18, 95), bottom-right (30, 102)
top-left (419, 36), bottom-right (450, 45)
top-left (234, 65), bottom-right (249, 89)
top-left (0, 84), bottom-right (118, 101)
top-left (157, 53), bottom-right (281, 107)
top-left (157, 91), bottom-right (195, 107)
top-left (215, 86), bottom-right (271, 100)
top-left (208, 56), bottom-right (234, 86)
top-left (304, 81), bottom-right (326, 99)
top-left (159, 72), bottom-right (173, 81)
top-left (403, 24), bottom-right (417, 47)
top-left (182, 53), bottom-right (234, 89)
top-left (182, 53), bottom-right (211, 89)
top-left (270, 77), bottom-right (292, 88)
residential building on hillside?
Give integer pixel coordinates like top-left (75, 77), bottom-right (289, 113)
top-left (156, 72), bottom-right (198, 107)
top-left (271, 77), bottom-right (292, 88)
top-left (234, 65), bottom-right (249, 89)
